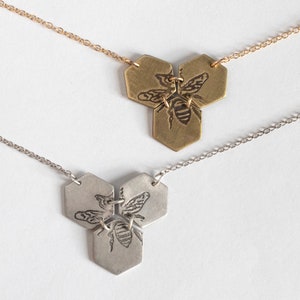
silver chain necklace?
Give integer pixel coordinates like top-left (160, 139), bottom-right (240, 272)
top-left (1, 112), bottom-right (299, 275)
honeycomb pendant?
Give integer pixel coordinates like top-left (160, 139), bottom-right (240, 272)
top-left (124, 55), bottom-right (227, 151)
top-left (64, 173), bottom-right (168, 275)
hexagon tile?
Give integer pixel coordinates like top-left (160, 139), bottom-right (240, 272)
top-left (125, 54), bottom-right (227, 151)
top-left (64, 173), bottom-right (168, 274)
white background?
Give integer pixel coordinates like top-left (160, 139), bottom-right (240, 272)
top-left (0, 1), bottom-right (300, 299)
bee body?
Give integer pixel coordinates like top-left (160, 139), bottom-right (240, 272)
top-left (114, 222), bottom-right (133, 248)
top-left (172, 98), bottom-right (192, 125)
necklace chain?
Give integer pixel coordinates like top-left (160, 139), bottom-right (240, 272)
top-left (0, 2), bottom-right (299, 182)
top-left (1, 112), bottom-right (299, 185)
top-left (1, 0), bottom-right (299, 67)
top-left (0, 136), bottom-right (79, 184)
top-left (211, 26), bottom-right (300, 67)
top-left (0, 0), bottom-right (135, 66)
top-left (153, 112), bottom-right (300, 184)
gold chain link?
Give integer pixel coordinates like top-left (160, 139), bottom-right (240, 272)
top-left (0, 0), bottom-right (299, 67)
top-left (211, 25), bottom-right (300, 67)
top-left (0, 0), bottom-right (136, 66)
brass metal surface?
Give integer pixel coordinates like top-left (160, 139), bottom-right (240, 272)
top-left (153, 104), bottom-right (202, 151)
top-left (178, 55), bottom-right (227, 107)
top-left (124, 55), bottom-right (175, 109)
top-left (124, 54), bottom-right (227, 151)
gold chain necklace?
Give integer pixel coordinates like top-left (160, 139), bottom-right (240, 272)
top-left (1, 0), bottom-right (299, 151)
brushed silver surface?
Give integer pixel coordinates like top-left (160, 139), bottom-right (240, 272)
top-left (93, 223), bottom-right (143, 275)
top-left (120, 173), bottom-right (168, 228)
top-left (64, 173), bottom-right (114, 230)
top-left (64, 172), bottom-right (168, 274)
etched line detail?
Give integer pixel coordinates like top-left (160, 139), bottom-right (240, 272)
top-left (74, 192), bottom-right (150, 251)
top-left (138, 71), bottom-right (208, 128)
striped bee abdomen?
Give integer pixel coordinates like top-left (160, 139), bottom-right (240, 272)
top-left (172, 99), bottom-right (191, 125)
top-left (114, 222), bottom-right (133, 248)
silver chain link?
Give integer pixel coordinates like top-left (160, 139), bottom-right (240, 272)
top-left (153, 112), bottom-right (300, 185)
top-left (0, 136), bottom-right (80, 184)
top-left (1, 112), bottom-right (299, 185)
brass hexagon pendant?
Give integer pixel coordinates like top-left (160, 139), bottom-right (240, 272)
top-left (124, 54), bottom-right (227, 151)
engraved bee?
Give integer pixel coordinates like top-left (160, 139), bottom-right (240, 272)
top-left (74, 191), bottom-right (150, 251)
top-left (138, 71), bottom-right (209, 128)
top-left (106, 220), bottom-right (143, 252)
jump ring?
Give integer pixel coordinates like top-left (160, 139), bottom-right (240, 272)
top-left (107, 199), bottom-right (125, 205)
top-left (127, 216), bottom-right (134, 231)
top-left (99, 218), bottom-right (110, 231)
top-left (161, 96), bottom-right (170, 108)
top-left (211, 59), bottom-right (222, 68)
top-left (70, 173), bottom-right (81, 185)
top-left (152, 172), bottom-right (165, 186)
top-left (169, 76), bottom-right (183, 82)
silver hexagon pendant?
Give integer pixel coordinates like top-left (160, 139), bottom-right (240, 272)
top-left (64, 173), bottom-right (168, 275)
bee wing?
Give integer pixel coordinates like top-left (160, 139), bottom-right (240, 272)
top-left (123, 192), bottom-right (150, 215)
top-left (74, 210), bottom-right (104, 225)
top-left (180, 72), bottom-right (209, 95)
top-left (155, 71), bottom-right (173, 87)
top-left (138, 89), bottom-right (167, 103)
top-left (95, 193), bottom-right (114, 209)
